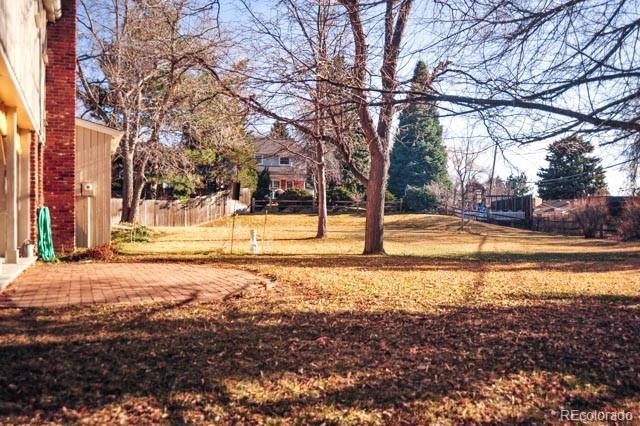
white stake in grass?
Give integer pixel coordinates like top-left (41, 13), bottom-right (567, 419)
top-left (250, 229), bottom-right (260, 254)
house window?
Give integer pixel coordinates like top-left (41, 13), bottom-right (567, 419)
top-left (287, 181), bottom-right (294, 189)
top-left (254, 155), bottom-right (263, 165)
top-left (279, 157), bottom-right (291, 166)
top-left (270, 180), bottom-right (280, 190)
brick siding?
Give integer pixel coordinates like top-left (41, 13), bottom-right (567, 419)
top-left (43, 0), bottom-right (77, 253)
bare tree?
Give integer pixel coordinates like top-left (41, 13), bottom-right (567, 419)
top-left (77, 0), bottom-right (222, 222)
top-left (199, 0), bottom-right (365, 240)
top-left (202, 0), bottom-right (421, 253)
top-left (450, 139), bottom-right (483, 231)
top-left (407, 0), bottom-right (640, 180)
top-left (308, 0), bottom-right (333, 238)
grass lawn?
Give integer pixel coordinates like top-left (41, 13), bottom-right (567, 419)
top-left (1, 214), bottom-right (639, 424)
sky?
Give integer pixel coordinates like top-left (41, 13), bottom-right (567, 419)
top-left (217, 1), bottom-right (635, 195)
top-left (76, 1), bottom-right (634, 195)
top-left (439, 116), bottom-right (631, 196)
top-left (83, 0), bottom-right (623, 196)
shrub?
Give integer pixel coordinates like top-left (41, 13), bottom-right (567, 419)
top-left (362, 190), bottom-right (397, 204)
top-left (385, 190), bottom-right (396, 203)
top-left (278, 188), bottom-right (314, 201)
top-left (403, 186), bottom-right (439, 212)
top-left (112, 223), bottom-right (152, 244)
top-left (617, 198), bottom-right (640, 241)
top-left (327, 185), bottom-right (355, 204)
top-left (275, 188), bottom-right (313, 212)
top-left (570, 198), bottom-right (609, 238)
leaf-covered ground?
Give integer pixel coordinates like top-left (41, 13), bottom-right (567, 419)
top-left (1, 214), bottom-right (639, 424)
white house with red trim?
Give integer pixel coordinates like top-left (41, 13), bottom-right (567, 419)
top-left (254, 137), bottom-right (308, 193)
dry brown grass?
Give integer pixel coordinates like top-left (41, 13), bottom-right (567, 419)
top-left (118, 213), bottom-right (640, 311)
top-left (2, 214), bottom-right (639, 424)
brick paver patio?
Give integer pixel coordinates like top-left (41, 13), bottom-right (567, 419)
top-left (0, 263), bottom-right (266, 308)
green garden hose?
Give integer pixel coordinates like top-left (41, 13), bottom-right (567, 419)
top-left (37, 207), bottom-right (56, 262)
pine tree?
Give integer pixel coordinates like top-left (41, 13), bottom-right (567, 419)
top-left (506, 172), bottom-right (530, 196)
top-left (341, 136), bottom-right (369, 195)
top-left (388, 61), bottom-right (449, 197)
top-left (270, 121), bottom-right (290, 139)
top-left (537, 136), bottom-right (607, 199)
top-left (254, 168), bottom-right (272, 199)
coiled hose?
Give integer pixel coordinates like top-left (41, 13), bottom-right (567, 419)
top-left (37, 207), bottom-right (56, 262)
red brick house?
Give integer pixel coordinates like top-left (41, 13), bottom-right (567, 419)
top-left (0, 0), bottom-right (78, 281)
top-left (254, 137), bottom-right (308, 193)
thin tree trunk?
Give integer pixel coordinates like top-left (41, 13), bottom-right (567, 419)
top-left (364, 150), bottom-right (388, 254)
top-left (315, 1), bottom-right (328, 239)
top-left (460, 181), bottom-right (465, 231)
top-left (316, 145), bottom-right (327, 238)
top-left (121, 147), bottom-right (135, 223)
top-left (150, 182), bottom-right (158, 200)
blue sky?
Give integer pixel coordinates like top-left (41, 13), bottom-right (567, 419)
top-left (439, 115), bottom-right (630, 195)
top-left (213, 1), bottom-right (633, 195)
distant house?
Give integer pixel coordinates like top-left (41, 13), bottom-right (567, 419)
top-left (254, 137), bottom-right (307, 193)
top-left (533, 199), bottom-right (574, 217)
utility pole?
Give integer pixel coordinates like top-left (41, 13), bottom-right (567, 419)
top-left (488, 141), bottom-right (498, 197)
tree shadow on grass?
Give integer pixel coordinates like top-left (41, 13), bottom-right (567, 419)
top-left (119, 250), bottom-right (640, 273)
top-left (0, 294), bottom-right (638, 423)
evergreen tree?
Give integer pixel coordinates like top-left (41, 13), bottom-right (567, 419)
top-left (270, 121), bottom-right (290, 139)
top-left (388, 61), bottom-right (449, 197)
top-left (341, 138), bottom-right (369, 195)
top-left (537, 136), bottom-right (607, 199)
top-left (254, 168), bottom-right (272, 199)
top-left (506, 172), bottom-right (531, 196)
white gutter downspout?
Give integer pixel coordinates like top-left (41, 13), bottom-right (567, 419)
top-left (42, 0), bottom-right (62, 22)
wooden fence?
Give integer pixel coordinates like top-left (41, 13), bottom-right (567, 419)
top-left (251, 198), bottom-right (404, 213)
top-left (111, 188), bottom-right (251, 227)
top-left (449, 207), bottom-right (620, 238)
top-left (531, 214), bottom-right (618, 238)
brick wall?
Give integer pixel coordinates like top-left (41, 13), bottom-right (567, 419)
top-left (43, 0), bottom-right (77, 253)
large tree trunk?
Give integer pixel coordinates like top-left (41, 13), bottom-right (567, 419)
top-left (128, 170), bottom-right (146, 223)
top-left (364, 150), bottom-right (388, 254)
top-left (121, 147), bottom-right (135, 223)
top-left (121, 147), bottom-right (147, 223)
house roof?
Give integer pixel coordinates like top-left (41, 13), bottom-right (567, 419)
top-left (533, 199), bottom-right (574, 216)
top-left (255, 137), bottom-right (304, 158)
top-left (75, 118), bottom-right (124, 153)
